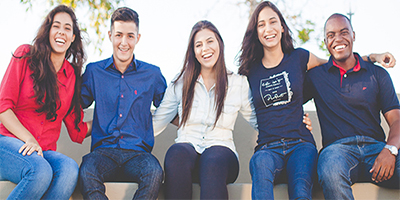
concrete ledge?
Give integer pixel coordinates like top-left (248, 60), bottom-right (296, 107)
top-left (1, 181), bottom-right (399, 199)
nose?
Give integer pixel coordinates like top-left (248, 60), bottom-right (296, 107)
top-left (58, 30), bottom-right (65, 35)
top-left (121, 35), bottom-right (128, 45)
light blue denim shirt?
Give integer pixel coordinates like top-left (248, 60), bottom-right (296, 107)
top-left (153, 72), bottom-right (257, 157)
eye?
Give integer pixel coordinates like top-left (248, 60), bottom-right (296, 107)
top-left (341, 31), bottom-right (349, 36)
top-left (129, 35), bottom-right (134, 39)
top-left (327, 33), bottom-right (334, 39)
top-left (195, 43), bottom-right (201, 48)
top-left (258, 23), bottom-right (264, 28)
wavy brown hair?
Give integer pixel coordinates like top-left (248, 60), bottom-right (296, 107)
top-left (238, 1), bottom-right (294, 76)
top-left (175, 20), bottom-right (228, 128)
top-left (22, 5), bottom-right (85, 129)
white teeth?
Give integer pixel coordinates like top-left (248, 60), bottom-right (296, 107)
top-left (203, 53), bottom-right (212, 59)
top-left (119, 48), bottom-right (129, 52)
top-left (335, 45), bottom-right (346, 50)
top-left (265, 35), bottom-right (275, 39)
top-left (55, 38), bottom-right (65, 44)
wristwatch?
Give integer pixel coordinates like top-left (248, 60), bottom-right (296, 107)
top-left (384, 144), bottom-right (398, 156)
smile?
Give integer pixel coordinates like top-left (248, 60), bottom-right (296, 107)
top-left (265, 34), bottom-right (276, 39)
top-left (202, 53), bottom-right (213, 59)
top-left (55, 38), bottom-right (65, 45)
top-left (334, 44), bottom-right (346, 50)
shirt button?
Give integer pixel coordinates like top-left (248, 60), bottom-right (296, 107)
top-left (344, 74), bottom-right (347, 78)
top-left (121, 136), bottom-right (124, 139)
top-left (40, 122), bottom-right (44, 125)
top-left (121, 94), bottom-right (124, 98)
top-left (121, 75), bottom-right (124, 79)
top-left (119, 114), bottom-right (122, 117)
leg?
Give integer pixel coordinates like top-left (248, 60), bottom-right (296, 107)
top-left (79, 148), bottom-right (121, 200)
top-left (249, 145), bottom-right (284, 200)
top-left (121, 151), bottom-right (163, 200)
top-left (361, 138), bottom-right (400, 189)
top-left (41, 150), bottom-right (79, 200)
top-left (164, 143), bottom-right (199, 199)
top-left (286, 142), bottom-right (318, 200)
top-left (318, 137), bottom-right (360, 200)
top-left (0, 135), bottom-right (52, 199)
top-left (198, 146), bottom-right (239, 199)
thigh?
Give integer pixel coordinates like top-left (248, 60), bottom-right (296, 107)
top-left (0, 135), bottom-right (51, 183)
top-left (318, 141), bottom-right (360, 183)
top-left (121, 151), bottom-right (162, 182)
top-left (250, 147), bottom-right (285, 180)
top-left (79, 148), bottom-right (121, 182)
top-left (43, 150), bottom-right (79, 174)
top-left (164, 143), bottom-right (199, 176)
top-left (199, 146), bottom-right (239, 184)
top-left (286, 142), bottom-right (318, 180)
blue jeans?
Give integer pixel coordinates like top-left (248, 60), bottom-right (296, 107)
top-left (79, 148), bottom-right (163, 200)
top-left (250, 139), bottom-right (318, 200)
top-left (0, 135), bottom-right (79, 200)
top-left (318, 136), bottom-right (400, 199)
top-left (164, 143), bottom-right (239, 199)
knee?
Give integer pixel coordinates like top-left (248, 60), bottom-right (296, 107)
top-left (165, 143), bottom-right (194, 170)
top-left (26, 158), bottom-right (53, 186)
top-left (58, 157), bottom-right (79, 181)
top-left (249, 151), bottom-right (274, 172)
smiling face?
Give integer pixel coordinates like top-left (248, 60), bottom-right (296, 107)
top-left (109, 20), bottom-right (141, 68)
top-left (324, 16), bottom-right (355, 63)
top-left (49, 12), bottom-right (75, 57)
top-left (257, 7), bottom-right (284, 51)
top-left (194, 28), bottom-right (220, 71)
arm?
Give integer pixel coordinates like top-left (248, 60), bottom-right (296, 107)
top-left (239, 76), bottom-right (258, 130)
top-left (370, 109), bottom-right (400, 182)
top-left (303, 113), bottom-right (312, 132)
top-left (0, 109), bottom-right (42, 156)
top-left (153, 82), bottom-right (180, 137)
top-left (307, 52), bottom-right (327, 70)
top-left (362, 53), bottom-right (396, 68)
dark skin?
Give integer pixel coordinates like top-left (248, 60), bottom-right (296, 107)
top-left (325, 15), bottom-right (400, 183)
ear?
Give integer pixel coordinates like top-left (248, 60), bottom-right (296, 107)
top-left (136, 33), bottom-right (141, 44)
top-left (72, 34), bottom-right (75, 43)
top-left (352, 31), bottom-right (355, 41)
top-left (108, 30), bottom-right (112, 41)
top-left (281, 26), bottom-right (284, 33)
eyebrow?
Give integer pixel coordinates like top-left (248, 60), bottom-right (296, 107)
top-left (258, 16), bottom-right (277, 23)
top-left (115, 31), bottom-right (136, 36)
top-left (53, 20), bottom-right (72, 27)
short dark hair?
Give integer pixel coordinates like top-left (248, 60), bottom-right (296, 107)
top-left (111, 7), bottom-right (139, 30)
top-left (324, 13), bottom-right (353, 34)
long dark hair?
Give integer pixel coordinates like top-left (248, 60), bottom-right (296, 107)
top-left (175, 20), bottom-right (228, 128)
top-left (23, 5), bottom-right (85, 129)
top-left (238, 1), bottom-right (294, 76)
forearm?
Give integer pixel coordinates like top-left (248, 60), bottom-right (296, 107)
top-left (0, 109), bottom-right (35, 142)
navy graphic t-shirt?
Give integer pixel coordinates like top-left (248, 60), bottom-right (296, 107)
top-left (247, 48), bottom-right (315, 150)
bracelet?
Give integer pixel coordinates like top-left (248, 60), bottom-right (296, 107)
top-left (367, 54), bottom-right (373, 63)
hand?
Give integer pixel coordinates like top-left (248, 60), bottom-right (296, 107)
top-left (371, 52), bottom-right (396, 68)
top-left (369, 148), bottom-right (396, 183)
top-left (303, 113), bottom-right (312, 131)
top-left (18, 138), bottom-right (43, 157)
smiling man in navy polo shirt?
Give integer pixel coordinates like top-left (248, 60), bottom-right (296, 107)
top-left (78, 7), bottom-right (167, 200)
top-left (304, 13), bottom-right (400, 199)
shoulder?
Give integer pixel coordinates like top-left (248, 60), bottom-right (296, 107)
top-left (228, 72), bottom-right (248, 86)
top-left (13, 44), bottom-right (31, 57)
top-left (136, 59), bottom-right (162, 73)
top-left (85, 57), bottom-right (111, 71)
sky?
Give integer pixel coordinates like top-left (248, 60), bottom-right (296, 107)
top-left (0, 0), bottom-right (399, 111)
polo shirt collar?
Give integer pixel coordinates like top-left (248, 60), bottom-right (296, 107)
top-left (104, 54), bottom-right (138, 71)
top-left (326, 53), bottom-right (366, 74)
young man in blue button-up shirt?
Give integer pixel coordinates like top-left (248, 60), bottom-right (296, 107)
top-left (305, 13), bottom-right (400, 199)
top-left (78, 7), bottom-right (167, 199)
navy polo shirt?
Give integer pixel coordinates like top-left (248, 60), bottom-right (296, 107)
top-left (304, 53), bottom-right (400, 147)
top-left (248, 48), bottom-right (315, 150)
top-left (81, 55), bottom-right (167, 152)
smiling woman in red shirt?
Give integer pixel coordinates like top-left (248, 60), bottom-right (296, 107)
top-left (0, 5), bottom-right (90, 200)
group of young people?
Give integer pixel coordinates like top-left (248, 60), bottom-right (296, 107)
top-left (0, 1), bottom-right (399, 200)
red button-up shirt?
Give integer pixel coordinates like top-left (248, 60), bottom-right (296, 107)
top-left (0, 45), bottom-right (87, 151)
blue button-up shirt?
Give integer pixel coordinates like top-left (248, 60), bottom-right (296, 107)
top-left (81, 55), bottom-right (167, 152)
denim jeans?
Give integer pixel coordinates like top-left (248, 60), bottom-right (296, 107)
top-left (250, 138), bottom-right (318, 200)
top-left (164, 143), bottom-right (239, 199)
top-left (318, 136), bottom-right (400, 200)
top-left (0, 135), bottom-right (79, 200)
top-left (79, 148), bottom-right (163, 200)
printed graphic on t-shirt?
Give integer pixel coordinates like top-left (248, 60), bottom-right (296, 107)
top-left (259, 71), bottom-right (292, 108)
